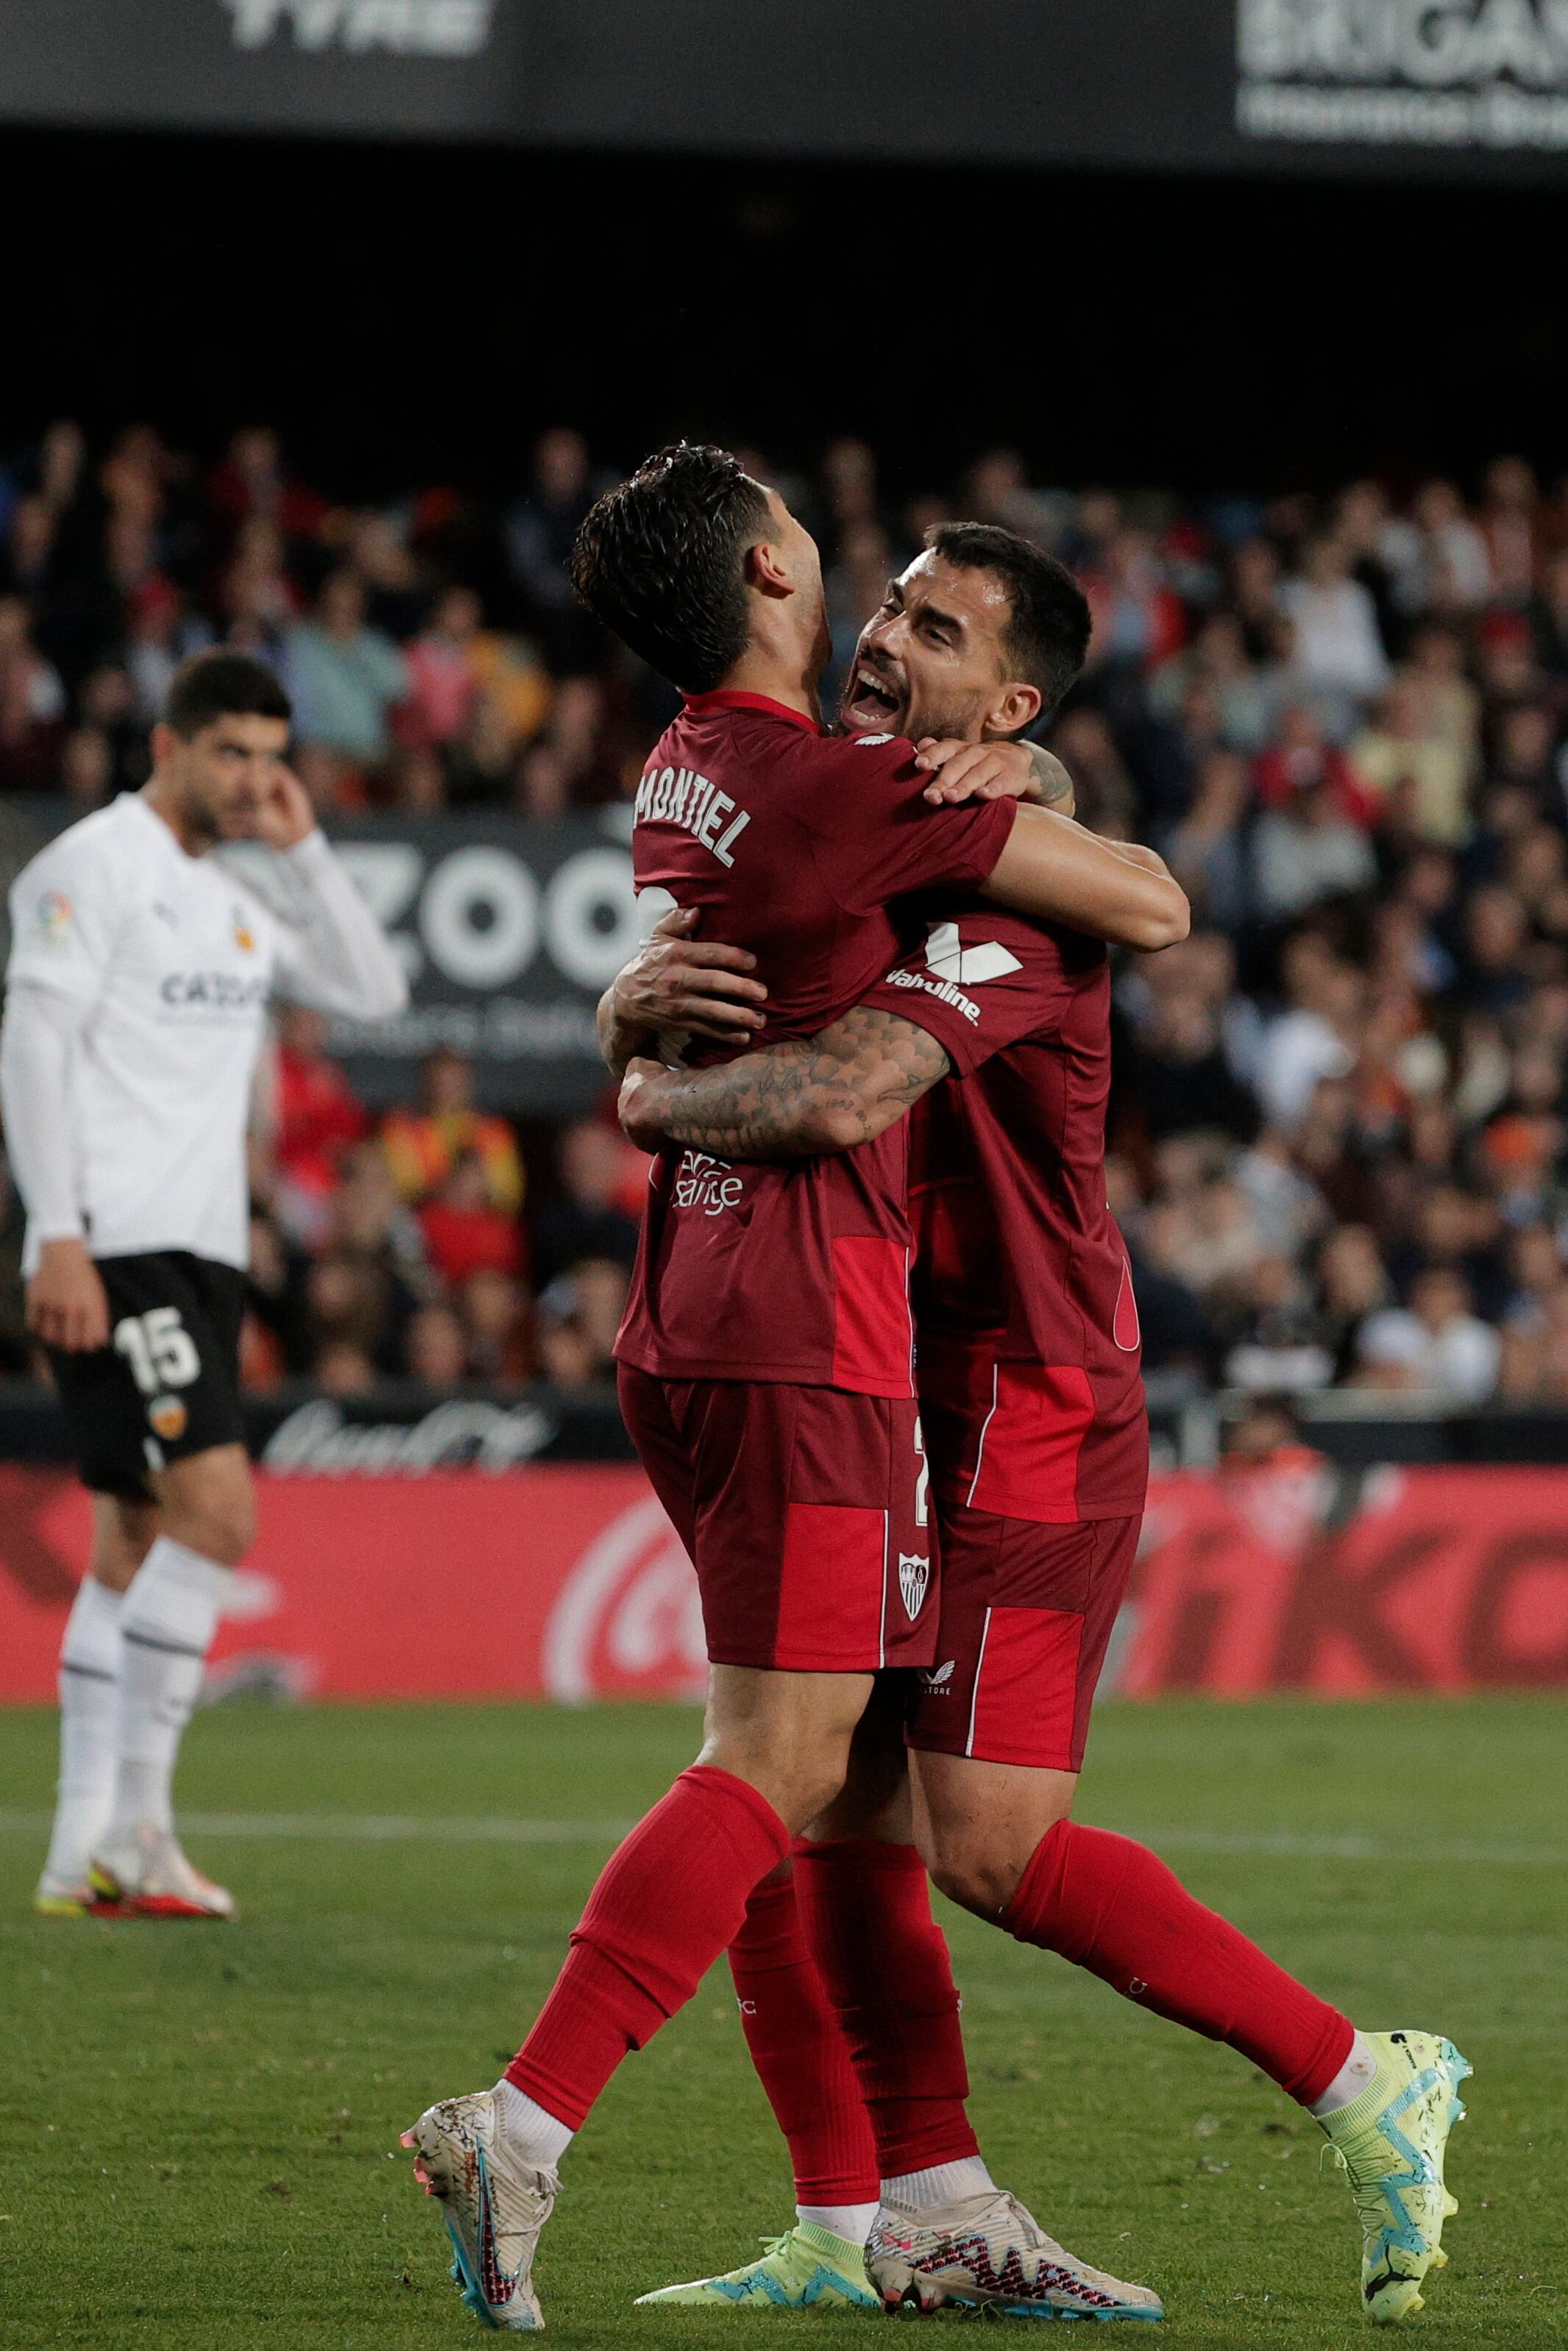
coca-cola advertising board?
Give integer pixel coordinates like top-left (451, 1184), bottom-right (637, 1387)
top-left (1, 1458), bottom-right (1566, 1703)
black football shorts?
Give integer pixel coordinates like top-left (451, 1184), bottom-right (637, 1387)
top-left (46, 1250), bottom-right (246, 1500)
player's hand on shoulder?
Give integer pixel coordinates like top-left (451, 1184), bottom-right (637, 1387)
top-left (251, 765), bottom-right (319, 851)
top-left (618, 1056), bottom-right (679, 1152)
top-left (615, 905), bottom-right (767, 1043)
top-left (915, 737), bottom-right (1044, 806)
top-left (26, 1238), bottom-right (110, 1353)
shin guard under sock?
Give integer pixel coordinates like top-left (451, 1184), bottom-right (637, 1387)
top-left (793, 1838), bottom-right (979, 2177)
top-left (728, 1866), bottom-right (879, 2207)
top-left (1005, 1818), bottom-right (1353, 2106)
top-left (507, 1765), bottom-right (790, 2130)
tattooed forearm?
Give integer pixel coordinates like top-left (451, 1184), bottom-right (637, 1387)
top-left (1029, 744), bottom-right (1074, 810)
top-left (634, 1006), bottom-right (951, 1162)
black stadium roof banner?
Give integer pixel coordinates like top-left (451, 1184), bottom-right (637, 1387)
top-left (4, 0), bottom-right (1568, 180)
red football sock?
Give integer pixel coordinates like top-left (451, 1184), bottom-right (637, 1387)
top-left (793, 1838), bottom-right (979, 2177)
top-left (507, 1765), bottom-right (790, 2130)
top-left (1005, 1819), bottom-right (1354, 2106)
top-left (728, 1867), bottom-right (880, 2206)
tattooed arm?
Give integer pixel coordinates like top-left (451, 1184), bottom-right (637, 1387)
top-left (618, 1006), bottom-right (951, 1162)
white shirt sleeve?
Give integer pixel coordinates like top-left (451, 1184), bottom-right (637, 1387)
top-left (250, 831), bottom-right (408, 1021)
top-left (0, 980), bottom-right (90, 1242)
top-left (5, 832), bottom-right (119, 1008)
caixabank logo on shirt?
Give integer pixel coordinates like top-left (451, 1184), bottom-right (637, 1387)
top-left (1238, 0), bottom-right (1568, 149)
top-left (219, 0), bottom-right (494, 55)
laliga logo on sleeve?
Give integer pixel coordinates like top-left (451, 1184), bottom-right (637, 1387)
top-left (924, 920), bottom-right (1023, 987)
top-left (34, 889), bottom-right (72, 945)
top-left (898, 1551), bottom-right (931, 1619)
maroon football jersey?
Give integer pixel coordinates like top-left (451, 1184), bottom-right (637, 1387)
top-left (615, 692), bottom-right (1017, 1396)
top-left (860, 901), bottom-right (1149, 1521)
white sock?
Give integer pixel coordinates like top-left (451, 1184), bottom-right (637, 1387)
top-left (796, 2202), bottom-right (879, 2246)
top-left (1310, 2030), bottom-right (1380, 2119)
top-left (42, 1578), bottom-right (124, 1887)
top-left (881, 2157), bottom-right (994, 2210)
top-left (106, 1537), bottom-right (227, 1845)
top-left (494, 2078), bottom-right (574, 2170)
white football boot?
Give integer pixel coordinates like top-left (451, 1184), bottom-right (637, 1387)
top-left (404, 2091), bottom-right (558, 2331)
top-left (868, 2185), bottom-right (1164, 2321)
top-left (88, 1826), bottom-right (235, 1920)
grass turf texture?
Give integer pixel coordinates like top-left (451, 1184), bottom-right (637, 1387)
top-left (0, 1696), bottom-right (1564, 2350)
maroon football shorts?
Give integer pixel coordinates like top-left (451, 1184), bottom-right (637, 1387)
top-left (906, 1507), bottom-right (1138, 1773)
top-left (618, 1363), bottom-right (937, 1673)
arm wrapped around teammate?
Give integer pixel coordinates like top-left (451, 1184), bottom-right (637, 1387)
top-left (618, 1004), bottom-right (950, 1160)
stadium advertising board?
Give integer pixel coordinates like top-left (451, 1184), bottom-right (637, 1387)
top-left (305, 812), bottom-right (639, 1111)
top-left (1, 1461), bottom-right (1565, 1704)
top-left (3, 0), bottom-right (1567, 180)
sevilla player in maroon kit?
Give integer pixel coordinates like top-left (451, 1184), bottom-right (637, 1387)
top-left (614, 526), bottom-right (1471, 2325)
top-left (402, 452), bottom-right (1197, 2330)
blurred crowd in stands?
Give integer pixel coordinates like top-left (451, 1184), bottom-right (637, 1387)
top-left (4, 416), bottom-right (1568, 1406)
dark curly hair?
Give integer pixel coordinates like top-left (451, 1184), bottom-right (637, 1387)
top-left (569, 443), bottom-right (773, 694)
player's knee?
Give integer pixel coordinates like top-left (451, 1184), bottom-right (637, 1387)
top-left (701, 1732), bottom-right (853, 1836)
top-left (194, 1500), bottom-right (255, 1566)
top-left (926, 1840), bottom-right (1026, 1922)
top-left (163, 1489), bottom-right (255, 1565)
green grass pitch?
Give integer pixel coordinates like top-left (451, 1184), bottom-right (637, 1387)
top-left (1, 1694), bottom-right (1564, 2350)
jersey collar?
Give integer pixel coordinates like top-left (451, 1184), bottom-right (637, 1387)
top-left (682, 689), bottom-right (820, 733)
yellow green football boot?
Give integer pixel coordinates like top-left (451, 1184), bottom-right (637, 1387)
top-left (1319, 2030), bottom-right (1472, 2324)
top-left (634, 2221), bottom-right (878, 2309)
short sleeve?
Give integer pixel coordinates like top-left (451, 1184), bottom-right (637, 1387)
top-left (800, 735), bottom-right (1018, 915)
top-left (859, 908), bottom-right (1071, 1077)
top-left (5, 836), bottom-right (119, 1007)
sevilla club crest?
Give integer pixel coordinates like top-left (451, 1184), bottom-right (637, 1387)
top-left (898, 1552), bottom-right (931, 1619)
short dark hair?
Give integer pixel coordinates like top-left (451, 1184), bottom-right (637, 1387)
top-left (924, 522), bottom-right (1091, 725)
top-left (569, 444), bottom-right (773, 694)
top-left (164, 650), bottom-right (291, 739)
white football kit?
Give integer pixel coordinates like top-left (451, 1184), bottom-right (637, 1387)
top-left (4, 790), bottom-right (405, 1274)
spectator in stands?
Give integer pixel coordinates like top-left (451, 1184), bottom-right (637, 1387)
top-left (270, 1005), bottom-right (369, 1248)
top-left (1278, 535), bottom-right (1390, 720)
top-left (460, 1267), bottom-right (530, 1386)
top-left (1164, 750), bottom-right (1255, 930)
top-left (1352, 678), bottom-right (1472, 846)
top-left (399, 584), bottom-right (484, 751)
top-left (0, 596), bottom-right (66, 788)
top-left (405, 1302), bottom-right (471, 1387)
top-left (1254, 780), bottom-right (1377, 924)
top-left (1355, 1266), bottom-right (1500, 1401)
top-left (382, 1048), bottom-right (524, 1215)
top-left (58, 726), bottom-right (111, 807)
top-left (507, 427), bottom-right (610, 669)
top-left (531, 1118), bottom-right (643, 1288)
top-left (534, 1259), bottom-right (628, 1390)
top-left (283, 567), bottom-right (407, 773)
top-left (418, 1153), bottom-right (524, 1290)
top-left (1410, 479), bottom-right (1493, 613)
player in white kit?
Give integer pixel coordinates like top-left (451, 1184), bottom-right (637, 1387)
top-left (1, 651), bottom-right (408, 1919)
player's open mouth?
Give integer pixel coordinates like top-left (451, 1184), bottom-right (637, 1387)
top-left (843, 663), bottom-right (905, 732)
